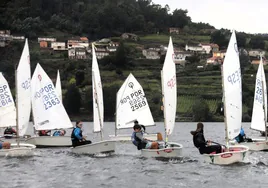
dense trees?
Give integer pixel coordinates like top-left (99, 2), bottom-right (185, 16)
top-left (0, 0), bottom-right (202, 38)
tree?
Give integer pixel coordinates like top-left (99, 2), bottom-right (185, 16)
top-left (114, 41), bottom-right (127, 67)
top-left (210, 30), bottom-right (229, 49)
top-left (192, 98), bottom-right (210, 121)
top-left (249, 36), bottom-right (265, 49)
top-left (171, 9), bottom-right (191, 29)
top-left (63, 84), bottom-right (81, 114)
top-left (236, 32), bottom-right (247, 48)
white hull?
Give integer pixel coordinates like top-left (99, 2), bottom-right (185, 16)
top-left (109, 133), bottom-right (157, 141)
top-left (141, 142), bottom-right (183, 158)
top-left (25, 136), bottom-right (72, 147)
top-left (230, 138), bottom-right (268, 151)
top-left (71, 140), bottom-right (116, 155)
top-left (203, 146), bottom-right (249, 165)
top-left (0, 143), bottom-right (36, 157)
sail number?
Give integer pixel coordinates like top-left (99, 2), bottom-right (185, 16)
top-left (0, 85), bottom-right (13, 107)
top-left (167, 75), bottom-right (176, 88)
top-left (255, 78), bottom-right (263, 104)
top-left (120, 89), bottom-right (147, 111)
top-left (227, 69), bottom-right (241, 85)
top-left (21, 78), bottom-right (31, 90)
top-left (34, 83), bottom-right (60, 110)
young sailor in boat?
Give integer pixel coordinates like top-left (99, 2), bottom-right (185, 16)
top-left (4, 126), bottom-right (17, 139)
top-left (53, 129), bottom-right (66, 136)
top-left (131, 124), bottom-right (159, 150)
top-left (38, 130), bottom-right (51, 136)
top-left (234, 127), bottom-right (253, 143)
top-left (0, 141), bottom-right (11, 149)
top-left (191, 122), bottom-right (222, 154)
top-left (71, 121), bottom-right (92, 147)
top-left (134, 120), bottom-right (146, 133)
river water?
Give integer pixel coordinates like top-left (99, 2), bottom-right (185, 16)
top-left (1, 122), bottom-right (268, 188)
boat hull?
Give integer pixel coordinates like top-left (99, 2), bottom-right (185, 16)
top-left (230, 138), bottom-right (268, 151)
top-left (0, 143), bottom-right (36, 157)
top-left (141, 142), bottom-right (183, 158)
top-left (71, 140), bottom-right (116, 155)
top-left (203, 145), bottom-right (249, 165)
top-left (25, 136), bottom-right (72, 148)
top-left (109, 133), bottom-right (157, 141)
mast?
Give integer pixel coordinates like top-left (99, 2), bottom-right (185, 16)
top-left (92, 71), bottom-right (103, 141)
top-left (260, 58), bottom-right (268, 141)
top-left (221, 63), bottom-right (228, 148)
top-left (161, 70), bottom-right (167, 144)
top-left (114, 93), bottom-right (117, 137)
top-left (15, 65), bottom-right (20, 147)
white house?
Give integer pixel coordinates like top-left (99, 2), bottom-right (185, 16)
top-left (51, 42), bottom-right (66, 51)
top-left (248, 49), bottom-right (265, 57)
top-left (185, 44), bottom-right (205, 54)
top-left (142, 48), bottom-right (160, 59)
top-left (174, 51), bottom-right (193, 63)
top-left (38, 37), bottom-right (56, 42)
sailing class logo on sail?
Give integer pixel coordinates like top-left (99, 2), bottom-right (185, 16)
top-left (120, 82), bottom-right (147, 112)
top-left (0, 84), bottom-right (13, 107)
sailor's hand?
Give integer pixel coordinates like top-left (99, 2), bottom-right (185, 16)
top-left (207, 140), bottom-right (211, 145)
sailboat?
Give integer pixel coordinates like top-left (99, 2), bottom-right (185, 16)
top-left (141, 37), bottom-right (183, 158)
top-left (203, 30), bottom-right (249, 165)
top-left (71, 43), bottom-right (115, 155)
top-left (0, 71), bottom-right (35, 157)
top-left (231, 57), bottom-right (268, 151)
top-left (25, 63), bottom-right (73, 147)
top-left (109, 73), bottom-right (158, 141)
top-left (55, 70), bottom-right (62, 102)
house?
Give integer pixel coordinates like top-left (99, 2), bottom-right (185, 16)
top-left (213, 50), bottom-right (226, 58)
top-left (173, 51), bottom-right (193, 64)
top-left (67, 37), bottom-right (89, 49)
top-left (248, 49), bottom-right (265, 57)
top-left (198, 43), bottom-right (219, 54)
top-left (185, 44), bottom-right (205, 54)
top-left (95, 50), bottom-right (110, 59)
top-left (0, 30), bottom-right (10, 35)
top-left (51, 42), bottom-right (66, 51)
top-left (38, 37), bottom-right (56, 42)
top-left (0, 40), bottom-right (6, 47)
top-left (40, 41), bottom-right (48, 48)
top-left (107, 42), bottom-right (119, 52)
top-left (121, 33), bottom-right (139, 41)
top-left (251, 57), bottom-right (268, 65)
top-left (210, 43), bottom-right (219, 52)
top-left (206, 56), bottom-right (223, 65)
top-left (142, 48), bottom-right (160, 59)
top-left (68, 47), bottom-right (88, 59)
top-left (12, 36), bottom-right (25, 41)
top-left (169, 28), bottom-right (180, 34)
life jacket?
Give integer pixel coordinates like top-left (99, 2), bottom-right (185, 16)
top-left (4, 127), bottom-right (15, 135)
top-left (71, 128), bottom-right (82, 141)
top-left (53, 131), bottom-right (60, 136)
top-left (193, 132), bottom-right (206, 148)
top-left (131, 132), bottom-right (146, 150)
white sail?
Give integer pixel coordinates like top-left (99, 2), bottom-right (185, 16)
top-left (161, 37), bottom-right (177, 136)
top-left (92, 44), bottom-right (104, 133)
top-left (0, 73), bottom-right (16, 128)
top-left (251, 58), bottom-right (267, 131)
top-left (116, 73), bottom-right (155, 129)
top-left (223, 30), bottom-right (242, 140)
top-left (55, 70), bottom-right (62, 102)
top-left (16, 38), bottom-right (31, 136)
top-left (31, 63), bottom-right (73, 130)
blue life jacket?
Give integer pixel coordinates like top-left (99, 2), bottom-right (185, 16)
top-left (235, 128), bottom-right (245, 142)
top-left (53, 131), bottom-right (61, 136)
top-left (131, 132), bottom-right (145, 150)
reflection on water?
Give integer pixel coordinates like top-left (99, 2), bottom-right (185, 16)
top-left (1, 122), bottom-right (268, 188)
